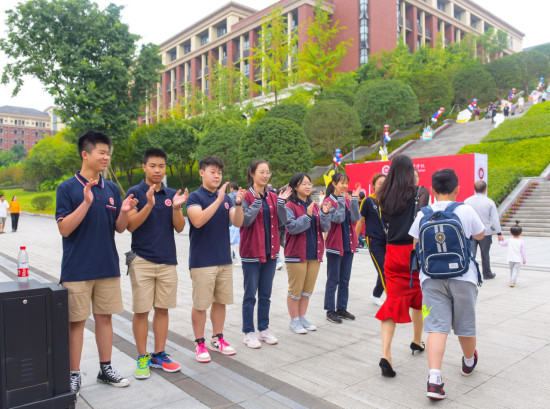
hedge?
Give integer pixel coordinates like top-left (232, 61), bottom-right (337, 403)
top-left (482, 114), bottom-right (550, 143)
top-left (459, 136), bottom-right (550, 204)
top-left (523, 101), bottom-right (550, 118)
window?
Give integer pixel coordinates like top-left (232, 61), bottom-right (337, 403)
top-left (454, 10), bottom-right (462, 20)
top-left (183, 42), bottom-right (191, 54)
top-left (509, 36), bottom-right (513, 49)
top-left (292, 10), bottom-right (298, 31)
top-left (437, 1), bottom-right (446, 12)
top-left (200, 33), bottom-right (209, 46)
top-left (217, 24), bottom-right (226, 37)
top-left (243, 34), bottom-right (249, 50)
top-left (359, 0), bottom-right (369, 66)
top-left (169, 49), bottom-right (177, 61)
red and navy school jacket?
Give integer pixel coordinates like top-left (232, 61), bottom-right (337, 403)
top-left (240, 188), bottom-right (287, 263)
top-left (324, 194), bottom-right (361, 256)
top-left (284, 201), bottom-right (331, 263)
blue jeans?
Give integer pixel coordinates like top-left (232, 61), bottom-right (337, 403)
top-left (242, 258), bottom-right (277, 333)
top-left (324, 251), bottom-right (354, 312)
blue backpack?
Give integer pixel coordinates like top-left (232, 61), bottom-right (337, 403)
top-left (414, 202), bottom-right (482, 285)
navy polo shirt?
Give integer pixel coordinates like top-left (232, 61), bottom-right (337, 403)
top-left (126, 180), bottom-right (178, 265)
top-left (55, 172), bottom-right (122, 282)
top-left (260, 192), bottom-right (271, 256)
top-left (186, 185), bottom-right (234, 268)
top-left (342, 204), bottom-right (351, 252)
top-left (298, 200), bottom-right (318, 260)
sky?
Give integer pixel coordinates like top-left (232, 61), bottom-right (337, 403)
top-left (1, 0), bottom-right (549, 111)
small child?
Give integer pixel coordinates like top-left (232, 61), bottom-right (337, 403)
top-left (498, 221), bottom-right (526, 287)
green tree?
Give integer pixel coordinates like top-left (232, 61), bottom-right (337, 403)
top-left (239, 118), bottom-right (312, 186)
top-left (0, 150), bottom-right (17, 167)
top-left (265, 103), bottom-right (308, 126)
top-left (196, 123), bottom-right (244, 183)
top-left (483, 56), bottom-right (522, 99)
top-left (354, 80), bottom-right (419, 140)
top-left (408, 71), bottom-right (454, 125)
top-left (512, 51), bottom-right (550, 93)
top-left (303, 100), bottom-right (362, 155)
top-left (0, 0), bottom-right (162, 142)
top-left (10, 144), bottom-right (27, 162)
top-left (251, 6), bottom-right (299, 105)
top-left (452, 66), bottom-right (497, 106)
top-left (297, 0), bottom-right (352, 90)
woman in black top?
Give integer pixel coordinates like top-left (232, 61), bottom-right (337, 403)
top-left (376, 155), bottom-right (429, 377)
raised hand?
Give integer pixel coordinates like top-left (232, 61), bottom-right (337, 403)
top-left (307, 202), bottom-right (315, 216)
top-left (121, 194), bottom-right (139, 212)
top-left (83, 180), bottom-right (98, 205)
top-left (173, 188), bottom-right (189, 208)
top-left (322, 201), bottom-right (332, 213)
top-left (146, 184), bottom-right (156, 207)
top-left (278, 187), bottom-right (292, 201)
top-left (352, 185), bottom-right (362, 197)
top-left (235, 187), bottom-right (246, 205)
top-left (218, 182), bottom-right (230, 202)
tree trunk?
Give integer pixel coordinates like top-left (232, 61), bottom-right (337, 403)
top-left (126, 169), bottom-right (133, 185)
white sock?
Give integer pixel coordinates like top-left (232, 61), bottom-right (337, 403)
top-left (429, 369), bottom-right (442, 384)
top-left (464, 355), bottom-right (475, 367)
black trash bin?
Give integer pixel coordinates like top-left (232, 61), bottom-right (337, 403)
top-left (0, 280), bottom-right (76, 408)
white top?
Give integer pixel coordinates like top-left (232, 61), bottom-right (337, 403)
top-left (498, 238), bottom-right (526, 263)
top-left (409, 201), bottom-right (485, 285)
top-left (464, 193), bottom-right (502, 235)
top-left (518, 97), bottom-right (525, 105)
top-left (0, 201), bottom-right (9, 217)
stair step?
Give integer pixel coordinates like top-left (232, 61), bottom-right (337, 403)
top-left (502, 219), bottom-right (550, 224)
top-left (505, 227), bottom-right (550, 232)
top-left (522, 232), bottom-right (550, 237)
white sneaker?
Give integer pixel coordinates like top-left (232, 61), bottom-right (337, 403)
top-left (276, 261), bottom-right (283, 270)
top-left (299, 315), bottom-right (317, 331)
top-left (371, 295), bottom-right (384, 306)
top-left (234, 262), bottom-right (242, 266)
top-left (289, 318), bottom-right (307, 334)
top-left (258, 329), bottom-right (278, 345)
top-left (243, 332), bottom-right (261, 349)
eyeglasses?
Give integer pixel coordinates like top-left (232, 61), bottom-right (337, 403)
top-left (299, 183), bottom-right (313, 187)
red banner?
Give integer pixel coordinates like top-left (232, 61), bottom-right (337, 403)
top-left (345, 153), bottom-right (488, 202)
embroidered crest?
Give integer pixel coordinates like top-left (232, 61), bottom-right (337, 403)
top-left (109, 197), bottom-right (114, 205)
top-left (165, 199), bottom-right (172, 207)
top-left (435, 232), bottom-right (446, 243)
top-left (224, 202), bottom-right (230, 210)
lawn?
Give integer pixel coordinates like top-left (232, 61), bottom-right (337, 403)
top-left (0, 188), bottom-right (57, 215)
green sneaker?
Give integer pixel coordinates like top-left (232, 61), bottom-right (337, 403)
top-left (134, 353), bottom-right (151, 380)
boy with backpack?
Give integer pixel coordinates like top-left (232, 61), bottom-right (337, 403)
top-left (408, 169), bottom-right (485, 401)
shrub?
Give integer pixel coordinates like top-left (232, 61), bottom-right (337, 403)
top-left (482, 114), bottom-right (550, 142)
top-left (265, 103), bottom-right (308, 126)
top-left (31, 195), bottom-right (53, 210)
top-left (523, 101), bottom-right (550, 118)
top-left (452, 66), bottom-right (497, 106)
top-left (238, 118), bottom-right (313, 186)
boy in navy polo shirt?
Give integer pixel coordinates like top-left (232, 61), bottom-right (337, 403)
top-left (126, 148), bottom-right (189, 379)
top-left (56, 131), bottom-right (138, 396)
top-left (185, 156), bottom-right (246, 363)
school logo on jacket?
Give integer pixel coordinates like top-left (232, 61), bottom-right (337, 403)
top-left (224, 202), bottom-right (230, 210)
top-left (165, 199), bottom-right (172, 207)
top-left (109, 197), bottom-right (114, 205)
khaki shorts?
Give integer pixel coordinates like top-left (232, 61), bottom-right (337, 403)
top-left (190, 264), bottom-right (233, 310)
top-left (62, 277), bottom-right (124, 322)
top-left (129, 255), bottom-right (178, 313)
top-left (286, 260), bottom-right (321, 300)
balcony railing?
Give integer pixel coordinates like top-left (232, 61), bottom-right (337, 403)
top-left (197, 69), bottom-right (202, 78)
top-left (405, 20), bottom-right (412, 30)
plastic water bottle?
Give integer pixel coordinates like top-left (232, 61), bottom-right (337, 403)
top-left (17, 246), bottom-right (29, 282)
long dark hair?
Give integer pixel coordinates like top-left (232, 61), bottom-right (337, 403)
top-left (288, 173), bottom-right (312, 204)
top-left (378, 154), bottom-right (416, 216)
top-left (326, 172), bottom-right (349, 197)
top-left (247, 159), bottom-right (269, 187)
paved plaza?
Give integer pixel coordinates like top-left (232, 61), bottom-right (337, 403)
top-left (0, 214), bottom-right (549, 408)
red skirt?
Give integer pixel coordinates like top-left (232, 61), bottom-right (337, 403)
top-left (375, 243), bottom-right (422, 323)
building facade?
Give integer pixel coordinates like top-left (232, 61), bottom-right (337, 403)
top-left (0, 106), bottom-right (54, 152)
top-left (149, 0), bottom-right (523, 122)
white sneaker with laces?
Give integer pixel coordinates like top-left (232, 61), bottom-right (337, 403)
top-left (276, 261), bottom-right (283, 270)
top-left (289, 318), bottom-right (308, 334)
top-left (258, 329), bottom-right (278, 344)
top-left (299, 315), bottom-right (317, 331)
top-left (243, 332), bottom-right (262, 349)
top-left (371, 295), bottom-right (384, 306)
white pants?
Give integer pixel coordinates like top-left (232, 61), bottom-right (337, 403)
top-left (509, 262), bottom-right (521, 284)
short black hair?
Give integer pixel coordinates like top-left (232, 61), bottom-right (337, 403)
top-left (359, 191), bottom-right (366, 200)
top-left (77, 130), bottom-right (112, 160)
top-left (432, 169), bottom-right (458, 194)
top-left (510, 221), bottom-right (522, 236)
top-left (199, 155), bottom-right (224, 171)
top-left (143, 148), bottom-right (167, 164)
top-left (229, 182), bottom-right (239, 190)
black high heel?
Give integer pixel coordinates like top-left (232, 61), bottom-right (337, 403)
top-left (410, 341), bottom-right (425, 355)
top-left (379, 358), bottom-right (396, 377)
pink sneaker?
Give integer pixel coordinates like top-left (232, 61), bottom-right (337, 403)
top-left (210, 334), bottom-right (236, 356)
top-left (195, 341), bottom-right (211, 363)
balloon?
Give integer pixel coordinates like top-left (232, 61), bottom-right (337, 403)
top-left (431, 107), bottom-right (445, 123)
top-left (333, 148), bottom-right (343, 167)
top-left (467, 99), bottom-right (477, 112)
top-left (508, 88), bottom-right (516, 101)
top-left (538, 79), bottom-right (545, 91)
top-left (382, 124), bottom-right (391, 143)
top-left (323, 170), bottom-right (335, 188)
top-left (378, 145), bottom-right (388, 161)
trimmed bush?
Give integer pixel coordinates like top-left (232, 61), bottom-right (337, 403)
top-left (523, 101), bottom-right (550, 118)
top-left (265, 103), bottom-right (308, 126)
top-left (31, 195), bottom-right (53, 210)
top-left (482, 114), bottom-right (550, 143)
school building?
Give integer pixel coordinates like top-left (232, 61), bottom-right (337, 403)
top-left (0, 106), bottom-right (56, 152)
top-left (146, 0), bottom-right (524, 123)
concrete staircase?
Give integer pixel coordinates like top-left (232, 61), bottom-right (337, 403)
top-left (502, 179), bottom-right (550, 237)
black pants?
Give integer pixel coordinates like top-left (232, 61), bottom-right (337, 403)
top-left (11, 213), bottom-right (19, 231)
top-left (472, 235), bottom-right (493, 277)
top-left (367, 237), bottom-right (386, 298)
